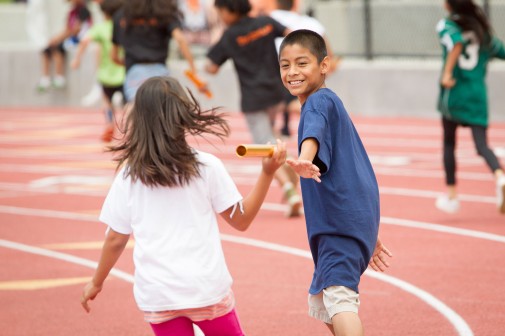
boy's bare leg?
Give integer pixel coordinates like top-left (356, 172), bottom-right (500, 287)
top-left (53, 51), bottom-right (65, 78)
top-left (325, 323), bottom-right (336, 336)
top-left (331, 312), bottom-right (364, 336)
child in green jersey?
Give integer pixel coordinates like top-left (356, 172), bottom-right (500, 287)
top-left (436, 0), bottom-right (505, 214)
top-left (72, 0), bottom-right (125, 142)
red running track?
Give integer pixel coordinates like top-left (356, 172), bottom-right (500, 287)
top-left (1, 107), bottom-right (504, 336)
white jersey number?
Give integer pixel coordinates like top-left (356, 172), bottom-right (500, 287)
top-left (458, 31), bottom-right (479, 70)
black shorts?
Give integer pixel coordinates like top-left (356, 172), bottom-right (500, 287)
top-left (102, 85), bottom-right (124, 103)
top-left (43, 43), bottom-right (65, 56)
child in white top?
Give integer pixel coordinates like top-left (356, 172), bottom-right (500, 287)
top-left (80, 76), bottom-right (288, 336)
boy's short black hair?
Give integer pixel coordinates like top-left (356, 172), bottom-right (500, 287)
top-left (214, 0), bottom-right (251, 15)
top-left (280, 29), bottom-right (327, 63)
top-left (100, 0), bottom-right (123, 17)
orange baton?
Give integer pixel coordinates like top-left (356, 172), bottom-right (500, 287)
top-left (236, 144), bottom-right (275, 157)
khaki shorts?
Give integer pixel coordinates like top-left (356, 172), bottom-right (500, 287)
top-left (308, 286), bottom-right (360, 324)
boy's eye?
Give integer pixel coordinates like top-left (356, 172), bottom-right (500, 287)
top-left (298, 62), bottom-right (307, 67)
top-left (280, 64), bottom-right (289, 69)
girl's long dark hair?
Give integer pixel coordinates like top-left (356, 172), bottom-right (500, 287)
top-left (123, 0), bottom-right (181, 27)
top-left (110, 76), bottom-right (230, 188)
top-left (447, 0), bottom-right (492, 45)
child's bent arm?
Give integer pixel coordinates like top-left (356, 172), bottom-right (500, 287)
top-left (80, 228), bottom-right (130, 313)
top-left (286, 138), bottom-right (321, 182)
top-left (220, 170), bottom-right (275, 231)
top-left (441, 42), bottom-right (462, 88)
top-left (220, 140), bottom-right (287, 231)
top-left (172, 28), bottom-right (196, 74)
top-left (71, 37), bottom-right (91, 69)
top-left (111, 44), bottom-right (124, 66)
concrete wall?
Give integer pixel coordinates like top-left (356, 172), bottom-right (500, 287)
top-left (0, 1), bottom-right (504, 122)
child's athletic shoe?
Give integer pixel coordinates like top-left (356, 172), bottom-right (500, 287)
top-left (52, 76), bottom-right (66, 89)
top-left (81, 83), bottom-right (102, 107)
top-left (496, 176), bottom-right (505, 214)
top-left (283, 183), bottom-right (302, 217)
top-left (435, 195), bottom-right (460, 214)
top-left (101, 125), bottom-right (114, 143)
top-left (36, 77), bottom-right (51, 92)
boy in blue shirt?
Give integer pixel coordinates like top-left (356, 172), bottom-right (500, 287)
top-left (280, 29), bottom-right (392, 335)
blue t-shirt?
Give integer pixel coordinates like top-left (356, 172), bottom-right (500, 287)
top-left (298, 88), bottom-right (380, 294)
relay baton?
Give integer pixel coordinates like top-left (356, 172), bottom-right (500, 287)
top-left (236, 144), bottom-right (275, 158)
top-left (184, 70), bottom-right (213, 98)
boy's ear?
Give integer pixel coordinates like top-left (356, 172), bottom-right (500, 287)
top-left (320, 56), bottom-right (330, 75)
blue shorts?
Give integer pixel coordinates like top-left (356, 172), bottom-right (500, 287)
top-left (124, 63), bottom-right (170, 102)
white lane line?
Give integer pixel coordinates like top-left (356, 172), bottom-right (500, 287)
top-left (381, 217), bottom-right (505, 243)
top-left (0, 235), bottom-right (473, 336)
top-left (0, 239), bottom-right (133, 283)
top-left (1, 204), bottom-right (504, 245)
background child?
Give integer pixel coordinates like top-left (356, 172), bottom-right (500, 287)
top-left (71, 0), bottom-right (124, 143)
top-left (435, 0), bottom-right (505, 214)
top-left (111, 0), bottom-right (199, 103)
top-left (279, 30), bottom-right (392, 335)
top-left (80, 76), bottom-right (288, 336)
top-left (36, 0), bottom-right (92, 92)
top-left (205, 0), bottom-right (302, 217)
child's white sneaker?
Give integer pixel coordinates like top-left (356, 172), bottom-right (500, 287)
top-left (435, 195), bottom-right (460, 214)
top-left (36, 77), bottom-right (51, 92)
top-left (496, 176), bottom-right (505, 214)
top-left (52, 76), bottom-right (66, 89)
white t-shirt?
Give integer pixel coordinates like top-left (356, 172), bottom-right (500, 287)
top-left (100, 150), bottom-right (242, 312)
top-left (270, 10), bottom-right (326, 53)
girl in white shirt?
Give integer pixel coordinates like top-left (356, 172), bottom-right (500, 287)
top-left (80, 76), bottom-right (289, 336)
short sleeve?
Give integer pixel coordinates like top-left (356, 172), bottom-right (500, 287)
top-left (207, 157), bottom-right (242, 214)
top-left (99, 169), bottom-right (132, 234)
top-left (490, 36), bottom-right (505, 59)
top-left (268, 16), bottom-right (286, 37)
top-left (207, 35), bottom-right (230, 67)
top-left (437, 19), bottom-right (464, 51)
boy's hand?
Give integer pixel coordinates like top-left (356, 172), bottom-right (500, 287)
top-left (286, 159), bottom-right (321, 183)
top-left (80, 281), bottom-right (102, 313)
top-left (262, 139), bottom-right (287, 175)
top-left (368, 238), bottom-right (393, 272)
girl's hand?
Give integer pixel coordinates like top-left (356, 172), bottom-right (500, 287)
top-left (441, 72), bottom-right (456, 88)
top-left (286, 159), bottom-right (321, 183)
top-left (368, 238), bottom-right (393, 272)
top-left (262, 139), bottom-right (287, 175)
top-left (80, 281), bottom-right (102, 313)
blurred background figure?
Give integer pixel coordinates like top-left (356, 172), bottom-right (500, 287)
top-left (111, 0), bottom-right (199, 103)
top-left (435, 0), bottom-right (505, 214)
top-left (35, 0), bottom-right (92, 92)
top-left (71, 0), bottom-right (124, 143)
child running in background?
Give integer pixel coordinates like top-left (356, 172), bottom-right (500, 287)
top-left (435, 0), bottom-right (505, 214)
top-left (71, 0), bottom-right (125, 143)
top-left (80, 76), bottom-right (288, 336)
top-left (36, 0), bottom-right (92, 92)
top-left (279, 30), bottom-right (392, 335)
top-left (111, 0), bottom-right (200, 103)
top-left (205, 0), bottom-right (302, 217)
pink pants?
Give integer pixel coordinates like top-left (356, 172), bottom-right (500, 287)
top-left (150, 308), bottom-right (244, 336)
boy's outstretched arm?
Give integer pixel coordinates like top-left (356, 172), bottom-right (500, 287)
top-left (81, 228), bottom-right (130, 313)
top-left (368, 237), bottom-right (393, 272)
top-left (286, 138), bottom-right (321, 182)
top-left (221, 139), bottom-right (287, 231)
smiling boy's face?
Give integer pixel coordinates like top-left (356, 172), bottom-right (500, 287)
top-left (279, 43), bottom-right (328, 104)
